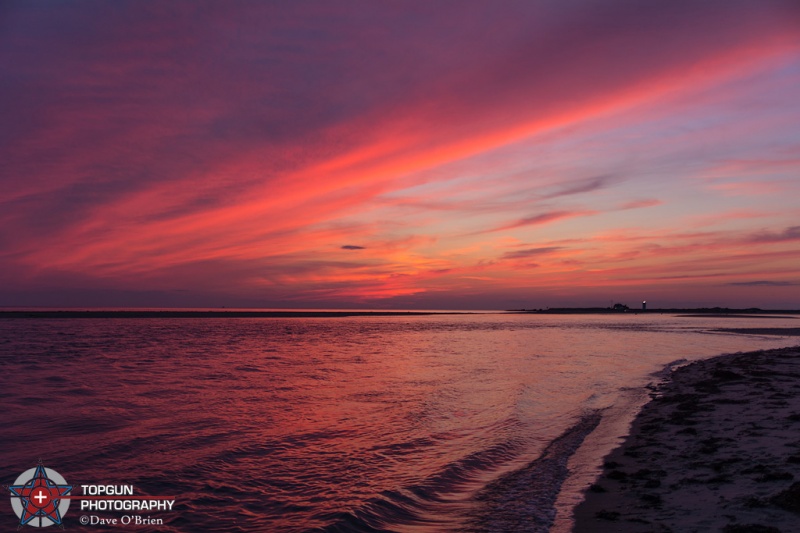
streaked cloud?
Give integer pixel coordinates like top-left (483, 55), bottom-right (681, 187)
top-left (501, 247), bottom-right (564, 260)
top-left (618, 199), bottom-right (662, 210)
top-left (746, 226), bottom-right (800, 244)
top-left (1, 1), bottom-right (799, 308)
top-left (484, 210), bottom-right (598, 234)
top-left (727, 281), bottom-right (797, 286)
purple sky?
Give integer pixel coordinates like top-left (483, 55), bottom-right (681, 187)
top-left (2, 1), bottom-right (800, 309)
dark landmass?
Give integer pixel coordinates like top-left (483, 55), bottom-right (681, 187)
top-left (714, 328), bottom-right (800, 336)
top-left (680, 314), bottom-right (797, 319)
top-left (511, 307), bottom-right (800, 316)
top-left (573, 345), bottom-right (800, 532)
top-left (0, 310), bottom-right (466, 319)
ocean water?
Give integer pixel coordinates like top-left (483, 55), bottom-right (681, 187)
top-left (1, 313), bottom-right (797, 532)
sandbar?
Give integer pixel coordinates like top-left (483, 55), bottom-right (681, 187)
top-left (713, 328), bottom-right (800, 336)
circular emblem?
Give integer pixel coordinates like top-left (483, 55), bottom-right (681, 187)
top-left (9, 464), bottom-right (73, 528)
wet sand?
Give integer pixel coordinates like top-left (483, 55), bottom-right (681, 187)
top-left (573, 345), bottom-right (800, 532)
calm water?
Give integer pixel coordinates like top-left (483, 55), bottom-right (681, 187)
top-left (1, 313), bottom-right (797, 532)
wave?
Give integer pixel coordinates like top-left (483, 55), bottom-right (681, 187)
top-left (466, 411), bottom-right (602, 532)
top-left (315, 413), bottom-right (602, 532)
top-left (312, 436), bottom-right (526, 532)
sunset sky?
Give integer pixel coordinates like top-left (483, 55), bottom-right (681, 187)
top-left (2, 0), bottom-right (800, 309)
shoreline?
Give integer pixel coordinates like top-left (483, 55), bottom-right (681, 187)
top-left (0, 310), bottom-right (469, 319)
top-left (509, 308), bottom-right (800, 316)
top-left (571, 345), bottom-right (800, 532)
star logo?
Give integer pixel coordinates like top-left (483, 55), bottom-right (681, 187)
top-left (8, 463), bottom-right (73, 528)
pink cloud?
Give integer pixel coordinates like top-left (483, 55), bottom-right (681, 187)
top-left (618, 199), bottom-right (662, 210)
top-left (707, 180), bottom-right (787, 196)
top-left (2, 1), bottom-right (799, 306)
top-left (483, 210), bottom-right (598, 234)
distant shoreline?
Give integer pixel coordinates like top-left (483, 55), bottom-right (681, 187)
top-left (0, 310), bottom-right (469, 319)
top-left (511, 308), bottom-right (800, 316)
top-left (713, 327), bottom-right (800, 336)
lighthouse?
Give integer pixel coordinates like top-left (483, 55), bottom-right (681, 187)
top-left (642, 300), bottom-right (647, 311)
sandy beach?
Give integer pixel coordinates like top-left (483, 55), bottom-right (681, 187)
top-left (573, 345), bottom-right (800, 532)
